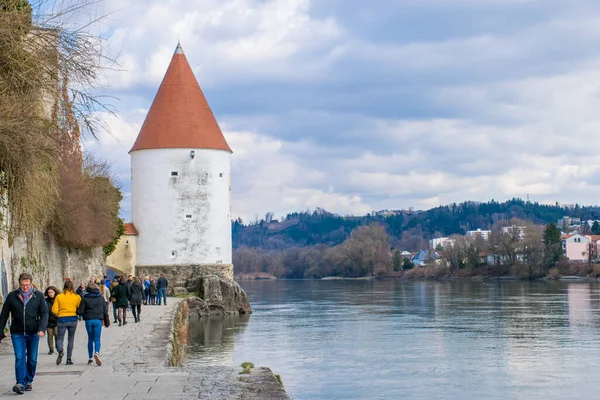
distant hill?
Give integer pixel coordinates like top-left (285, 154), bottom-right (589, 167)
top-left (233, 199), bottom-right (600, 251)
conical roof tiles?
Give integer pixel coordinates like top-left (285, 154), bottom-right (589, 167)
top-left (130, 44), bottom-right (231, 153)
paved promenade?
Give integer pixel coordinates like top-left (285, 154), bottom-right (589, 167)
top-left (0, 299), bottom-right (288, 400)
top-left (0, 299), bottom-right (194, 399)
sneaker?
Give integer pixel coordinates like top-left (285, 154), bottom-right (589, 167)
top-left (87, 359), bottom-right (93, 365)
top-left (12, 384), bottom-right (24, 394)
top-left (56, 351), bottom-right (64, 365)
top-left (94, 352), bottom-right (102, 366)
top-left (24, 383), bottom-right (32, 391)
top-left (66, 358), bottom-right (73, 365)
top-left (48, 349), bottom-right (54, 355)
top-left (123, 321), bottom-right (127, 325)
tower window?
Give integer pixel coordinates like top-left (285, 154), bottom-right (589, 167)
top-left (171, 171), bottom-right (178, 177)
top-left (185, 214), bottom-right (192, 219)
top-left (170, 250), bottom-right (177, 258)
top-left (216, 247), bottom-right (221, 255)
top-left (219, 173), bottom-right (223, 177)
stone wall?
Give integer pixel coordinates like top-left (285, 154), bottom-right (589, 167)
top-left (136, 263), bottom-right (234, 294)
top-left (0, 231), bottom-right (104, 299)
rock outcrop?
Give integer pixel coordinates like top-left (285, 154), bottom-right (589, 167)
top-left (186, 275), bottom-right (252, 317)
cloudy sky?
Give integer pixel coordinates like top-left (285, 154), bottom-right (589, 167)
top-left (81, 0), bottom-right (600, 223)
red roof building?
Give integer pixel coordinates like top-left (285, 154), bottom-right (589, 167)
top-left (130, 43), bottom-right (231, 153)
top-left (123, 223), bottom-right (138, 235)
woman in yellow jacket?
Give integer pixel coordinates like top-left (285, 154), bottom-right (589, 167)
top-left (52, 281), bottom-right (81, 365)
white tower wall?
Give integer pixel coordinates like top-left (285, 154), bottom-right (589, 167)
top-left (131, 148), bottom-right (232, 266)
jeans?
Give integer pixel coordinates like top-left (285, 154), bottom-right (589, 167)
top-left (84, 320), bottom-right (102, 359)
top-left (46, 326), bottom-right (57, 352)
top-left (112, 302), bottom-right (118, 322)
top-left (11, 333), bottom-right (39, 386)
top-left (157, 288), bottom-right (167, 305)
top-left (57, 321), bottom-right (78, 358)
top-left (144, 288), bottom-right (150, 304)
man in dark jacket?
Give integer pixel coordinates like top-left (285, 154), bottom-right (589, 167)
top-left (0, 272), bottom-right (48, 394)
top-left (156, 274), bottom-right (168, 305)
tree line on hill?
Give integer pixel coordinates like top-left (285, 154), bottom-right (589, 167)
top-left (233, 199), bottom-right (600, 251)
top-left (233, 199), bottom-right (596, 279)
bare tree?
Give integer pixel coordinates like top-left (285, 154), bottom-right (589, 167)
top-left (0, 0), bottom-right (119, 240)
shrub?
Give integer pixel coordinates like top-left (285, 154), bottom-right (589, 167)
top-left (511, 264), bottom-right (545, 279)
top-left (403, 265), bottom-right (450, 279)
top-left (240, 362), bottom-right (254, 374)
top-left (568, 263), bottom-right (592, 277)
top-left (591, 265), bottom-right (600, 278)
top-left (51, 154), bottom-right (121, 249)
top-left (548, 267), bottom-right (560, 279)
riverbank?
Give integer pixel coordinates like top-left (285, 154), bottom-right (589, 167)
top-left (0, 298), bottom-right (289, 399)
top-left (235, 262), bottom-right (600, 282)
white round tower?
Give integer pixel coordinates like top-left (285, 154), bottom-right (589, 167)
top-left (130, 43), bottom-right (232, 272)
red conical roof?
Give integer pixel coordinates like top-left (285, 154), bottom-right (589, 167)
top-left (130, 43), bottom-right (232, 153)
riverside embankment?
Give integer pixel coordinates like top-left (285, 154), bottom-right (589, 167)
top-left (0, 298), bottom-right (288, 399)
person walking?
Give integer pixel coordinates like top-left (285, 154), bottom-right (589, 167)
top-left (111, 277), bottom-right (130, 326)
top-left (129, 277), bottom-right (144, 322)
top-left (77, 283), bottom-right (107, 366)
top-left (0, 272), bottom-right (48, 394)
top-left (149, 278), bottom-right (157, 305)
top-left (143, 276), bottom-right (150, 305)
top-left (52, 280), bottom-right (81, 366)
top-left (44, 286), bottom-right (60, 355)
top-left (110, 276), bottom-right (119, 323)
top-left (99, 279), bottom-right (110, 304)
top-left (156, 274), bottom-right (168, 305)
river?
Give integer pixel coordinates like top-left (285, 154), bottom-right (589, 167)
top-left (186, 279), bottom-right (600, 399)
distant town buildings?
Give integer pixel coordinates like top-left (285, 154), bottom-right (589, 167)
top-left (466, 229), bottom-right (491, 241)
top-left (562, 234), bottom-right (600, 262)
top-left (501, 225), bottom-right (526, 239)
top-left (413, 216), bottom-right (600, 267)
top-left (558, 216), bottom-right (581, 231)
top-left (585, 220), bottom-right (600, 228)
top-left (430, 237), bottom-right (454, 250)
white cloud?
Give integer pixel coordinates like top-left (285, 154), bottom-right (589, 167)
top-left (84, 0), bottom-right (600, 223)
top-left (103, 0), bottom-right (343, 88)
top-left (227, 129), bottom-right (369, 221)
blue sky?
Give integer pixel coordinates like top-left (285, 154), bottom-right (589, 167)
top-left (82, 0), bottom-right (600, 223)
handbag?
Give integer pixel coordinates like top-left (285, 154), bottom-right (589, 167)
top-left (103, 310), bottom-right (111, 327)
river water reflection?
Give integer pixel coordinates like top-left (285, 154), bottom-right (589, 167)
top-left (186, 280), bottom-right (600, 399)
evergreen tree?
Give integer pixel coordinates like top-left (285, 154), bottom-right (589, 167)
top-left (392, 250), bottom-right (402, 271)
top-left (592, 221), bottom-right (600, 235)
top-left (402, 258), bottom-right (414, 270)
top-left (543, 222), bottom-right (562, 267)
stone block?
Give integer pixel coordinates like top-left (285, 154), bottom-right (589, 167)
top-left (172, 286), bottom-right (188, 295)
